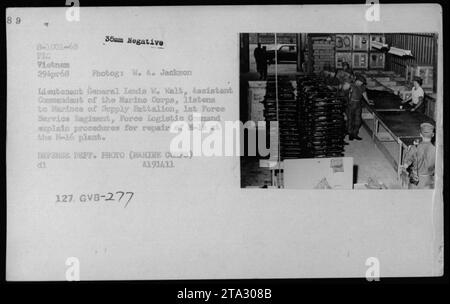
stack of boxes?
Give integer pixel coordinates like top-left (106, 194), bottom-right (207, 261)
top-left (312, 36), bottom-right (335, 73)
top-left (368, 34), bottom-right (385, 69)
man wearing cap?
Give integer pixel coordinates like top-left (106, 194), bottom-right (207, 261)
top-left (402, 122), bottom-right (436, 189)
top-left (347, 74), bottom-right (373, 140)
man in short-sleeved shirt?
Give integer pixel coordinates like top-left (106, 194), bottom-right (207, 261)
top-left (402, 77), bottom-right (425, 113)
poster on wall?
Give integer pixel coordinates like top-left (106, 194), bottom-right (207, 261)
top-left (335, 52), bottom-right (353, 68)
top-left (335, 34), bottom-right (353, 51)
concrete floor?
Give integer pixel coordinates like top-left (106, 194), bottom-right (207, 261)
top-left (240, 132), bottom-right (400, 189)
top-left (240, 68), bottom-right (401, 189)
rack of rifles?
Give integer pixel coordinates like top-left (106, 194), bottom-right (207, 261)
top-left (262, 75), bottom-right (347, 160)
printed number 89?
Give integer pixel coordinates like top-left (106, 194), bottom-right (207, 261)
top-left (6, 16), bottom-right (21, 24)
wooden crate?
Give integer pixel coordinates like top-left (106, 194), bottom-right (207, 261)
top-left (353, 34), bottom-right (369, 51)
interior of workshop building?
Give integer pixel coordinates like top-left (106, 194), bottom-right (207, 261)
top-left (239, 33), bottom-right (438, 190)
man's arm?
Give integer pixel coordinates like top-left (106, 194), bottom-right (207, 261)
top-left (401, 96), bottom-right (412, 104)
top-left (402, 145), bottom-right (417, 169)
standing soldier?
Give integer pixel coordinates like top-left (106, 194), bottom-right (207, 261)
top-left (336, 62), bottom-right (353, 143)
top-left (347, 74), bottom-right (373, 140)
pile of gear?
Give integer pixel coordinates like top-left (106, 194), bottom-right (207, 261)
top-left (262, 76), bottom-right (302, 159)
top-left (297, 76), bottom-right (347, 158)
top-left (262, 75), bottom-right (347, 160)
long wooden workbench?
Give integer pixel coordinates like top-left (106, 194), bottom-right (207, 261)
top-left (362, 89), bottom-right (435, 178)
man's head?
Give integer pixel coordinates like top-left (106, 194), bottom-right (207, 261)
top-left (342, 62), bottom-right (350, 71)
top-left (413, 77), bottom-right (423, 88)
top-left (420, 122), bottom-right (434, 140)
top-left (257, 43), bottom-right (261, 48)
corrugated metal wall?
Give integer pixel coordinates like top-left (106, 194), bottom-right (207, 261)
top-left (385, 33), bottom-right (437, 119)
top-left (385, 33), bottom-right (437, 76)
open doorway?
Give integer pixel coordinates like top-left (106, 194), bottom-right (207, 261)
top-left (248, 33), bottom-right (302, 76)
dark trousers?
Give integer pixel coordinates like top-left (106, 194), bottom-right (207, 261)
top-left (261, 65), bottom-right (267, 80)
top-left (404, 101), bottom-right (425, 114)
top-left (256, 63), bottom-right (267, 80)
top-left (256, 63), bottom-right (262, 78)
top-left (347, 99), bottom-right (362, 137)
top-left (257, 63), bottom-right (267, 80)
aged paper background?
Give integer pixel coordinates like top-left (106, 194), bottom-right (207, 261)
top-left (7, 4), bottom-right (443, 280)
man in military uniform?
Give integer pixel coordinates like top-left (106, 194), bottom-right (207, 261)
top-left (402, 122), bottom-right (436, 189)
top-left (254, 43), bottom-right (263, 79)
top-left (336, 64), bottom-right (353, 146)
top-left (347, 74), bottom-right (372, 140)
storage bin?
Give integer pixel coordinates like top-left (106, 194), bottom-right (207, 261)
top-left (353, 34), bottom-right (369, 51)
top-left (369, 52), bottom-right (385, 69)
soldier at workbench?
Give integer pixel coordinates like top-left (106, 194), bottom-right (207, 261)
top-left (347, 74), bottom-right (373, 141)
top-left (402, 122), bottom-right (436, 189)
